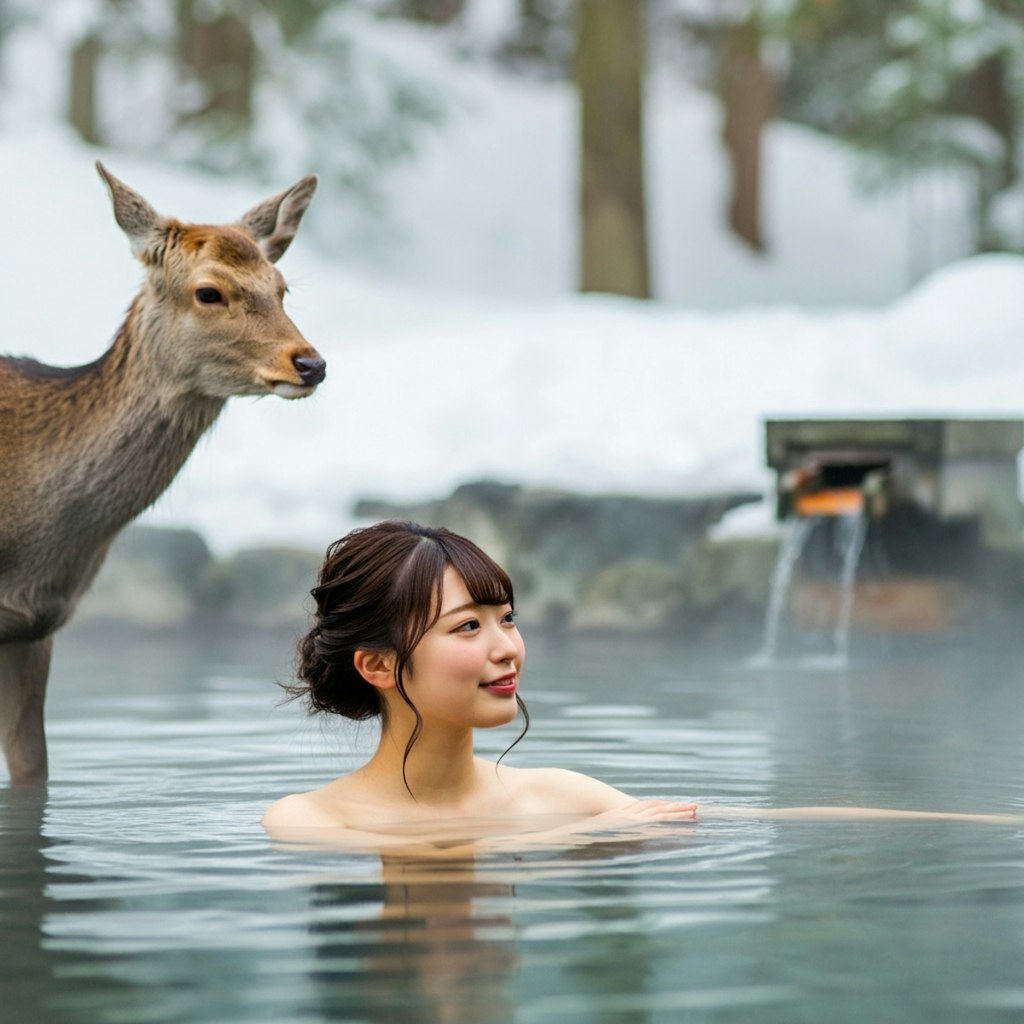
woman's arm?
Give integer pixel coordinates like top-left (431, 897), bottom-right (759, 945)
top-left (700, 805), bottom-right (1024, 825)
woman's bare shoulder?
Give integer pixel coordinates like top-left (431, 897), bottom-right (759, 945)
top-left (504, 765), bottom-right (635, 814)
top-left (262, 791), bottom-right (342, 830)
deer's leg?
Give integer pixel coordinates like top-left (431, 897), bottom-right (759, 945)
top-left (0, 638), bottom-right (52, 785)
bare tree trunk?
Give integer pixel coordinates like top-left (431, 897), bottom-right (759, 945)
top-left (720, 17), bottom-right (775, 253)
top-left (576, 0), bottom-right (650, 298)
top-left (393, 0), bottom-right (465, 24)
top-left (68, 33), bottom-right (102, 146)
top-left (177, 0), bottom-right (255, 127)
top-left (957, 53), bottom-right (1017, 251)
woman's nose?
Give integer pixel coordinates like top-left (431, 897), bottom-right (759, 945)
top-left (492, 627), bottom-right (520, 661)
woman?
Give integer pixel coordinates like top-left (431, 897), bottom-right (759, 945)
top-left (264, 521), bottom-right (1021, 849)
top-left (263, 520), bottom-right (698, 848)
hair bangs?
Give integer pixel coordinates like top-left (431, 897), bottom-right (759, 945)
top-left (391, 536), bottom-right (448, 660)
top-left (439, 534), bottom-right (514, 608)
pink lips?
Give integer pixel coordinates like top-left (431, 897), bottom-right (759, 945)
top-left (481, 673), bottom-right (517, 696)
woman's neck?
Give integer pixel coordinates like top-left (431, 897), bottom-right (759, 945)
top-left (363, 723), bottom-right (484, 811)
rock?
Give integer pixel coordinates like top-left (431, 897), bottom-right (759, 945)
top-left (73, 526), bottom-right (319, 632)
top-left (689, 534), bottom-right (781, 612)
top-left (208, 546), bottom-right (321, 628)
top-left (579, 558), bottom-right (684, 630)
top-left (74, 525), bottom-right (214, 630)
top-left (72, 482), bottom-right (767, 635)
top-left (357, 480), bottom-right (761, 631)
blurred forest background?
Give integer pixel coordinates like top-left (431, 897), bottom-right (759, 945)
top-left (2, 0), bottom-right (1022, 302)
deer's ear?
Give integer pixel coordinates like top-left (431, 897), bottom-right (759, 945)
top-left (238, 174), bottom-right (318, 263)
top-left (96, 162), bottom-right (160, 260)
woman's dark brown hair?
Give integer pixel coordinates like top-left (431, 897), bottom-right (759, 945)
top-left (291, 520), bottom-right (529, 792)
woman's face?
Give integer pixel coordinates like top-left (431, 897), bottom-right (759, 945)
top-left (403, 566), bottom-right (525, 731)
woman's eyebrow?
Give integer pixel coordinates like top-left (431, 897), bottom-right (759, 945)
top-left (438, 601), bottom-right (479, 619)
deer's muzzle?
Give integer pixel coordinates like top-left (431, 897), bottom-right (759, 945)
top-left (293, 355), bottom-right (327, 388)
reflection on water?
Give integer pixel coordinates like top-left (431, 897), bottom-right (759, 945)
top-left (304, 856), bottom-right (520, 1023)
top-left (2, 626), bottom-right (1024, 1022)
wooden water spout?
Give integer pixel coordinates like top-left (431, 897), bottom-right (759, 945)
top-left (760, 418), bottom-right (1024, 648)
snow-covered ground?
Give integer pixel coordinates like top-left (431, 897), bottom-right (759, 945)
top-left (2, 38), bottom-right (1022, 555)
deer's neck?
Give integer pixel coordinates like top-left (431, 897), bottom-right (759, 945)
top-left (49, 296), bottom-right (226, 535)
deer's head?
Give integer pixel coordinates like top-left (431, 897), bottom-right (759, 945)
top-left (96, 162), bottom-right (326, 400)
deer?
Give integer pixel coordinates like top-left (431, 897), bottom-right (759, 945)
top-left (0, 163), bottom-right (326, 785)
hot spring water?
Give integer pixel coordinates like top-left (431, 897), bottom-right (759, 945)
top-left (3, 611), bottom-right (1024, 1023)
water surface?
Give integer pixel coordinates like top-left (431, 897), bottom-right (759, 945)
top-left (3, 627), bottom-right (1024, 1023)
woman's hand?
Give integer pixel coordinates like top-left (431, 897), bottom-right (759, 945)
top-left (597, 799), bottom-right (698, 823)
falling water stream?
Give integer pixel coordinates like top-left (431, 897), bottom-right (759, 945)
top-left (755, 510), bottom-right (868, 667)
top-left (831, 511), bottom-right (868, 660)
top-left (753, 516), bottom-right (815, 665)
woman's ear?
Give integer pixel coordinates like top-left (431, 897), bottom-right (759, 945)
top-left (353, 650), bottom-right (396, 690)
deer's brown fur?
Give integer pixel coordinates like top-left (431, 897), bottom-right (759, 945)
top-left (0, 164), bottom-right (325, 783)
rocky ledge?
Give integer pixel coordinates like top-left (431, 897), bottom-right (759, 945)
top-left (73, 481), bottom-right (768, 635)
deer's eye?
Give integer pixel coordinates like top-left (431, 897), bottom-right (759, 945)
top-left (196, 287), bottom-right (224, 305)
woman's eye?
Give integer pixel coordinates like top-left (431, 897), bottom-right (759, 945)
top-left (454, 619), bottom-right (480, 633)
top-left (196, 287), bottom-right (224, 304)
top-left (502, 609), bottom-right (517, 625)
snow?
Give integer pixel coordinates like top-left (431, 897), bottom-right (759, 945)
top-left (2, 36), bottom-right (1023, 556)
